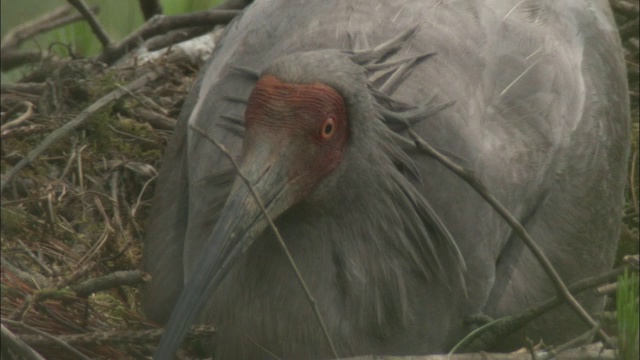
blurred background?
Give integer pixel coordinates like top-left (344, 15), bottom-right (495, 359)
top-left (0, 0), bottom-right (223, 83)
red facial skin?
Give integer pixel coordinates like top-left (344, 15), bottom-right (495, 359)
top-left (244, 75), bottom-right (349, 188)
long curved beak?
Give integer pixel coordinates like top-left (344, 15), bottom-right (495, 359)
top-left (153, 144), bottom-right (293, 359)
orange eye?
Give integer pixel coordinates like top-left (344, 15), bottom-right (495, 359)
top-left (320, 117), bottom-right (335, 140)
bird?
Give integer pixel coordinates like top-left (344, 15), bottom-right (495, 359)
top-left (141, 0), bottom-right (630, 358)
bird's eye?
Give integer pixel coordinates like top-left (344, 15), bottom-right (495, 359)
top-left (320, 117), bottom-right (335, 140)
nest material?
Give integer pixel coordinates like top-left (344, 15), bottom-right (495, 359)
top-left (1, 50), bottom-right (204, 358)
top-left (0, 1), bottom-right (638, 359)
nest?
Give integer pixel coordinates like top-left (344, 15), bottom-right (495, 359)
top-left (1, 1), bottom-right (638, 359)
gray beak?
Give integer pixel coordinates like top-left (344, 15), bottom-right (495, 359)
top-left (153, 143), bottom-right (295, 359)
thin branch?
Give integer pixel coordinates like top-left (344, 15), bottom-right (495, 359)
top-left (631, 149), bottom-right (638, 215)
top-left (345, 342), bottom-right (615, 360)
top-left (451, 264), bottom-right (627, 352)
top-left (0, 256), bottom-right (52, 289)
top-left (595, 283), bottom-right (618, 296)
top-left (1, 101), bottom-right (34, 132)
top-left (136, 109), bottom-right (176, 130)
top-left (0, 50), bottom-right (46, 72)
top-left (0, 83), bottom-right (46, 95)
top-left (0, 5), bottom-right (98, 71)
top-left (97, 9), bottom-right (239, 65)
top-left (16, 325), bottom-right (215, 347)
top-left (0, 5), bottom-right (97, 50)
top-left (408, 130), bottom-right (610, 345)
top-left (537, 325), bottom-right (601, 360)
top-left (67, 0), bottom-right (112, 48)
top-left (15, 238), bottom-right (54, 277)
top-left (190, 124), bottom-right (340, 358)
top-left (3, 320), bottom-right (91, 360)
top-left (69, 270), bottom-right (149, 298)
top-left (0, 324), bottom-right (46, 360)
top-left (145, 26), bottom-right (212, 52)
top-left (1, 70), bottom-right (162, 192)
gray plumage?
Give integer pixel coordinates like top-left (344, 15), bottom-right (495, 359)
top-left (142, 1), bottom-right (629, 359)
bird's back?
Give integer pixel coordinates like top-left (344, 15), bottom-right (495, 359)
top-left (142, 0), bottom-right (629, 357)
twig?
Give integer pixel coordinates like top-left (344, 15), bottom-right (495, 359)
top-left (1, 101), bottom-right (34, 132)
top-left (46, 191), bottom-right (57, 234)
top-left (0, 4), bottom-right (97, 50)
top-left (67, 0), bottom-right (112, 48)
top-left (17, 325), bottom-right (215, 347)
top-left (595, 282), bottom-right (618, 296)
top-left (0, 4), bottom-right (98, 71)
top-left (0, 50), bottom-right (46, 72)
top-left (110, 171), bottom-right (125, 235)
top-left (345, 342), bottom-right (615, 359)
top-left (0, 324), bottom-right (46, 360)
top-left (537, 324), bottom-right (601, 360)
top-left (69, 270), bottom-right (149, 297)
top-left (108, 124), bottom-right (156, 144)
top-left (146, 26), bottom-right (212, 52)
top-left (247, 335), bottom-right (283, 360)
top-left (136, 109), bottom-right (176, 130)
top-left (624, 254), bottom-right (639, 271)
top-left (97, 9), bottom-right (239, 65)
top-left (408, 130), bottom-right (610, 345)
top-left (76, 141), bottom-right (85, 193)
top-left (15, 238), bottom-right (54, 277)
top-left (115, 83), bottom-right (166, 114)
top-left (190, 124), bottom-right (340, 358)
top-left (131, 174), bottom-right (158, 218)
top-left (1, 70), bottom-right (161, 192)
top-left (631, 149), bottom-right (638, 215)
top-left (3, 319), bottom-right (91, 360)
top-left (0, 82), bottom-right (46, 95)
top-left (452, 266), bottom-right (626, 352)
top-left (59, 141), bottom-right (78, 181)
top-left (1, 256), bottom-right (52, 289)
top-left (0, 124), bottom-right (49, 139)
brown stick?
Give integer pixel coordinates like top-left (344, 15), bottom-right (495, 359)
top-left (97, 9), bottom-right (239, 65)
top-left (1, 5), bottom-right (75, 49)
top-left (67, 0), bottom-right (112, 49)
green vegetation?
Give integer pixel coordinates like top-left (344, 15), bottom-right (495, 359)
top-left (617, 270), bottom-right (639, 360)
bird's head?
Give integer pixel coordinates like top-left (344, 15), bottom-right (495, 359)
top-left (153, 51), bottom-right (373, 358)
top-left (154, 36), bottom-right (464, 359)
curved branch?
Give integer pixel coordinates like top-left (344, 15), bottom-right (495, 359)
top-left (408, 129), bottom-right (611, 346)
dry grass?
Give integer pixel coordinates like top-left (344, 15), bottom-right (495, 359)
top-left (1, 52), bottom-right (201, 358)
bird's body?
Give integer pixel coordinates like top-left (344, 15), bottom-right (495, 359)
top-left (142, 1), bottom-right (629, 358)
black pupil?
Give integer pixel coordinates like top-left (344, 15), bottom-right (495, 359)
top-left (324, 123), bottom-right (333, 134)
